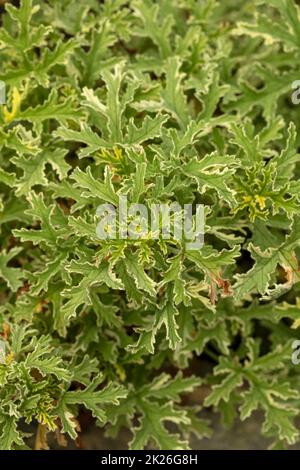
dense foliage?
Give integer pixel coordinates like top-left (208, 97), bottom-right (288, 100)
top-left (0, 0), bottom-right (300, 450)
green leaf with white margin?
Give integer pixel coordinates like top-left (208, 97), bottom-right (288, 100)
top-left (130, 401), bottom-right (190, 450)
top-left (54, 123), bottom-right (110, 157)
top-left (186, 245), bottom-right (240, 277)
top-left (225, 66), bottom-right (300, 121)
top-left (100, 63), bottom-right (125, 142)
top-left (129, 373), bottom-right (203, 450)
top-left (156, 302), bottom-right (181, 350)
top-left (30, 251), bottom-right (67, 296)
top-left (0, 168), bottom-right (16, 187)
top-left (168, 120), bottom-right (208, 158)
top-left (229, 122), bottom-right (261, 165)
top-left (125, 114), bottom-right (168, 146)
top-left (133, 0), bottom-right (174, 59)
top-left (234, 243), bottom-right (279, 300)
top-left (71, 166), bottom-right (118, 204)
top-left (0, 0), bottom-right (47, 54)
top-left (0, 416), bottom-right (24, 450)
top-left (234, 0), bottom-right (300, 50)
top-left (161, 56), bottom-right (189, 129)
top-left (79, 23), bottom-right (117, 86)
top-left (0, 247), bottom-right (24, 292)
top-left (159, 254), bottom-right (190, 306)
top-left (59, 376), bottom-right (127, 423)
top-left (274, 122), bottom-right (300, 187)
top-left (204, 357), bottom-right (244, 407)
top-left (183, 152), bottom-right (237, 173)
top-left (182, 154), bottom-right (237, 205)
top-left (182, 321), bottom-right (231, 357)
top-left (34, 39), bottom-right (78, 87)
top-left (12, 148), bottom-right (71, 195)
top-left (65, 259), bottom-right (124, 290)
top-left (128, 301), bottom-right (182, 354)
top-left (123, 252), bottom-right (156, 296)
top-left (60, 260), bottom-right (123, 330)
top-left (24, 335), bottom-right (71, 381)
top-left (13, 192), bottom-right (67, 245)
top-left (140, 372), bottom-right (201, 401)
top-left (68, 215), bottom-right (99, 241)
top-left (131, 162), bottom-right (146, 202)
top-left (13, 89), bottom-right (80, 125)
top-left (0, 125), bottom-right (40, 156)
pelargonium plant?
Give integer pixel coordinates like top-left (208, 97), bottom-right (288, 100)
top-left (0, 0), bottom-right (300, 450)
